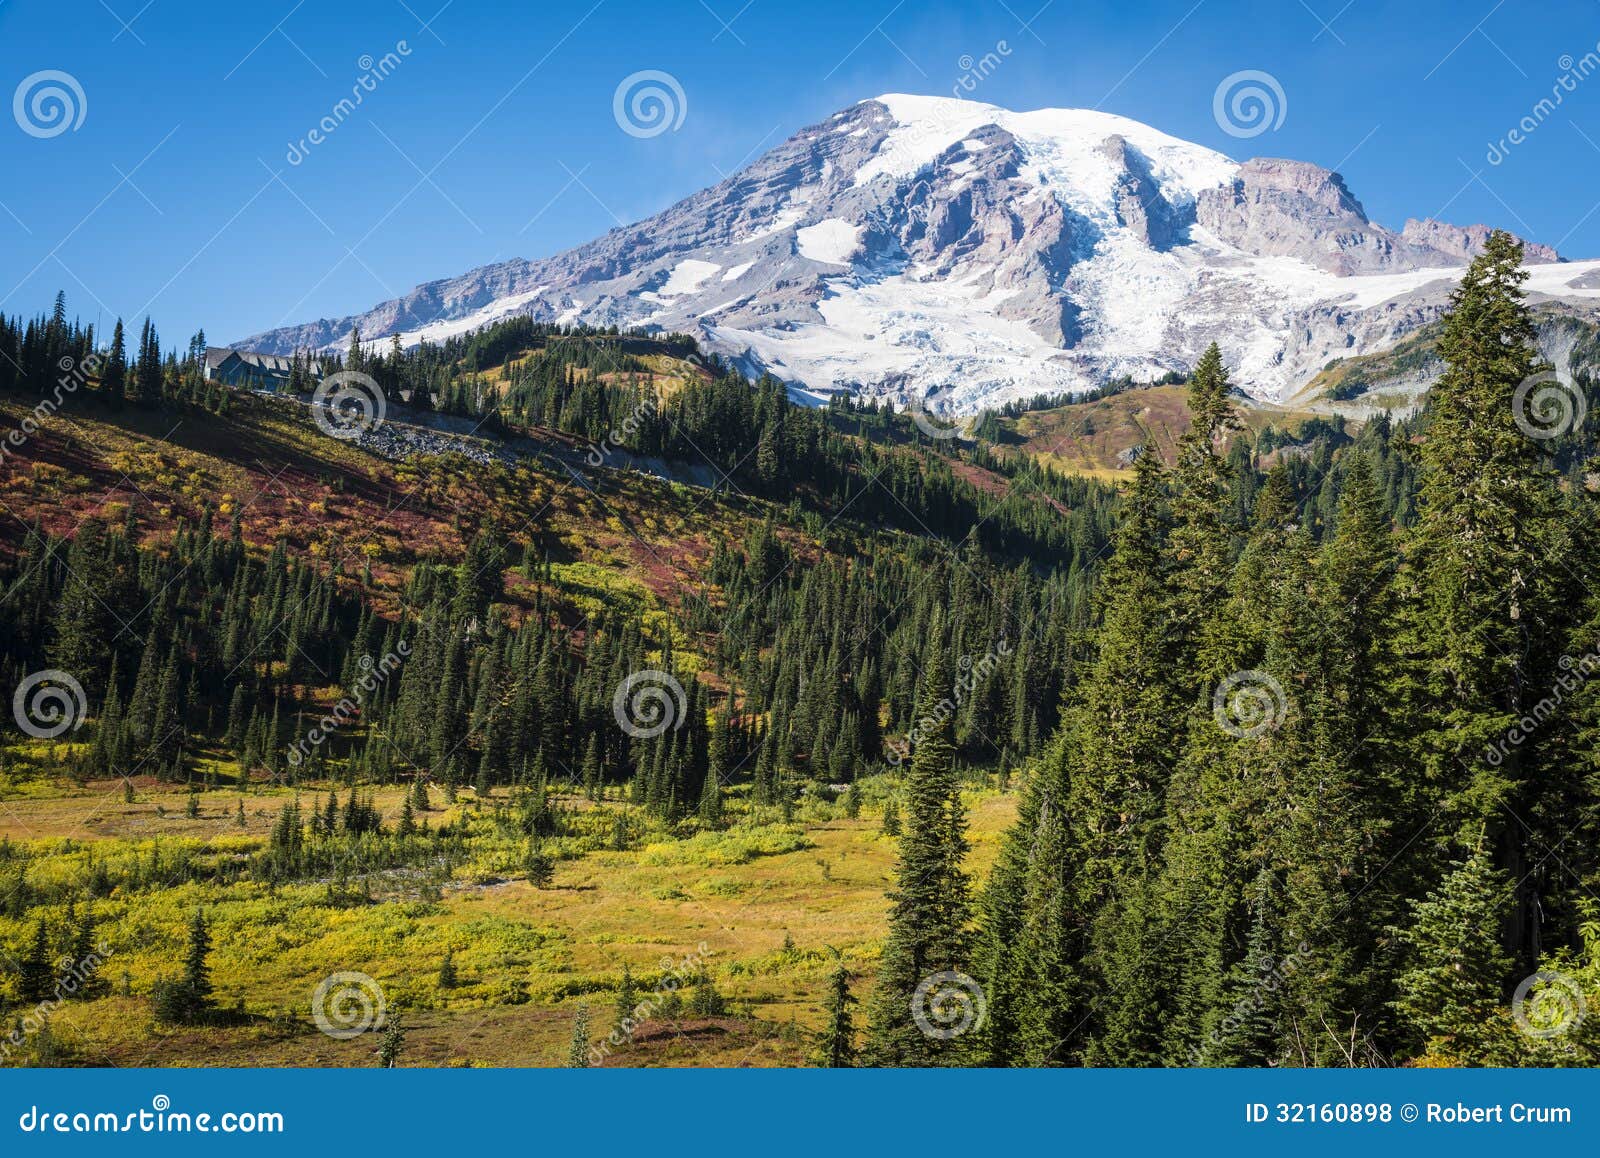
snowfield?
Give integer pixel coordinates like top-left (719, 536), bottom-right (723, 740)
top-left (796, 220), bottom-right (865, 265)
top-left (250, 92), bottom-right (1600, 412)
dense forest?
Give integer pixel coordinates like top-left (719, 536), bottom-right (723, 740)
top-left (875, 233), bottom-right (1600, 1068)
top-left (1, 232), bottom-right (1598, 1067)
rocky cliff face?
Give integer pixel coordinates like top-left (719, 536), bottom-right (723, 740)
top-left (242, 94), bottom-right (1599, 408)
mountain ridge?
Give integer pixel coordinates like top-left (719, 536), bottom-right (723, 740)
top-left (241, 93), bottom-right (1600, 409)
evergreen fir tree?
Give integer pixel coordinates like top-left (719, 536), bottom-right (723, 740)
top-left (19, 918), bottom-right (53, 1004)
top-left (815, 955), bottom-right (857, 1067)
top-left (1393, 839), bottom-right (1516, 1064)
top-left (863, 632), bottom-right (973, 1066)
top-left (567, 1004), bottom-right (592, 1067)
top-left (615, 962), bottom-right (639, 1033)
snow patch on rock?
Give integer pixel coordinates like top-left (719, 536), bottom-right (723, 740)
top-left (797, 219), bottom-right (864, 265)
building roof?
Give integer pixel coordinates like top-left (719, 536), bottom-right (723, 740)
top-left (204, 347), bottom-right (322, 375)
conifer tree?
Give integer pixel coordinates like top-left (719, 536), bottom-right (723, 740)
top-left (615, 962), bottom-right (639, 1033)
top-left (378, 1016), bottom-right (405, 1068)
top-left (69, 902), bottom-right (103, 998)
top-left (815, 955), bottom-right (857, 1067)
top-left (1393, 840), bottom-right (1516, 1064)
top-left (103, 319), bottom-right (127, 401)
top-left (567, 1004), bottom-right (592, 1067)
top-left (1203, 869), bottom-right (1286, 1066)
top-left (698, 724), bottom-right (725, 827)
top-left (182, 909), bottom-right (214, 1013)
top-left (863, 633), bottom-right (972, 1066)
top-left (19, 918), bottom-right (53, 1004)
top-left (1169, 342), bottom-right (1241, 674)
top-left (1402, 232), bottom-right (1579, 977)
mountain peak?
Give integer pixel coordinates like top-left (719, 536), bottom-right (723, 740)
top-left (241, 94), bottom-right (1597, 409)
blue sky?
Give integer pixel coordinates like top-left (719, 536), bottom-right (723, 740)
top-left (2, 0), bottom-right (1598, 344)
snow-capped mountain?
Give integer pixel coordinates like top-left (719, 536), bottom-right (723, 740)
top-left (242, 94), bottom-right (1600, 409)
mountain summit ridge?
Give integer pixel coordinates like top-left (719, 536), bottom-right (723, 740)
top-left (242, 93), bottom-right (1598, 408)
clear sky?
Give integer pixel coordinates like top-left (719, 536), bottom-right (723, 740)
top-left (3, 0), bottom-right (1598, 345)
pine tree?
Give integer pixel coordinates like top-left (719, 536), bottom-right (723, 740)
top-left (1064, 437), bottom-right (1177, 900)
top-left (1276, 453), bottom-right (1404, 1063)
top-left (814, 955), bottom-right (856, 1067)
top-left (69, 902), bottom-right (103, 998)
top-left (880, 796), bottom-right (900, 837)
top-left (1169, 342), bottom-right (1241, 674)
top-left (181, 909), bottom-right (214, 1016)
top-left (1408, 230), bottom-right (1570, 969)
top-left (697, 724), bottom-right (724, 827)
top-left (377, 1016), bottom-right (405, 1068)
top-left (48, 519), bottom-right (115, 699)
top-left (19, 918), bottom-right (53, 1003)
top-left (614, 962), bottom-right (639, 1033)
top-left (567, 1004), bottom-right (592, 1067)
top-left (1203, 869), bottom-right (1286, 1066)
top-left (103, 319), bottom-right (127, 401)
top-left (1393, 839), bottom-right (1516, 1064)
top-left (863, 634), bottom-right (973, 1066)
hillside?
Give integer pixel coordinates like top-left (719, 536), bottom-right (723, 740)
top-left (0, 309), bottom-right (1087, 1068)
top-left (985, 384), bottom-right (1333, 481)
top-left (7, 243), bottom-right (1600, 1071)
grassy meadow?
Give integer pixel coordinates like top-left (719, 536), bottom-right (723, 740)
top-left (0, 746), bottom-right (1014, 1067)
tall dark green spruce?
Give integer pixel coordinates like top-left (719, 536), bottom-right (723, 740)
top-left (1066, 438), bottom-right (1178, 900)
top-left (1125, 347), bottom-right (1247, 1065)
top-left (974, 443), bottom-right (1181, 1066)
top-left (567, 1005), bottom-right (592, 1068)
top-left (182, 909), bottom-right (214, 1013)
top-left (1276, 453), bottom-right (1405, 1063)
top-left (862, 627), bottom-right (973, 1066)
top-left (19, 918), bottom-right (53, 1004)
top-left (1044, 439), bottom-right (1180, 1067)
top-left (1393, 838), bottom-right (1517, 1063)
top-left (1406, 231), bottom-right (1573, 976)
top-left (815, 955), bottom-right (857, 1067)
top-left (974, 777), bottom-right (1078, 1065)
top-left (1169, 341), bottom-right (1242, 673)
